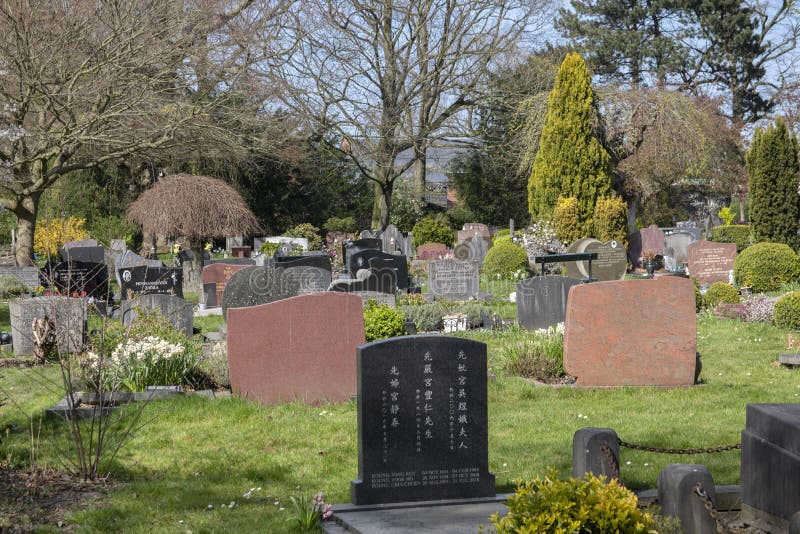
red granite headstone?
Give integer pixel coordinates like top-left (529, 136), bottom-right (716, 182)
top-left (417, 242), bottom-right (447, 260)
top-left (687, 240), bottom-right (737, 285)
top-left (563, 277), bottom-right (697, 387)
top-left (226, 292), bottom-right (365, 405)
top-left (640, 224), bottom-right (666, 257)
top-left (201, 263), bottom-right (250, 306)
top-left (457, 223), bottom-right (490, 244)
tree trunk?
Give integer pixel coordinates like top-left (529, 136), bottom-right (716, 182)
top-left (184, 239), bottom-right (205, 299)
top-left (13, 192), bottom-right (42, 267)
top-left (627, 197), bottom-right (638, 233)
top-left (413, 146), bottom-right (427, 202)
top-left (377, 181), bottom-right (394, 230)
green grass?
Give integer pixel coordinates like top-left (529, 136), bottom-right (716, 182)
top-left (0, 314), bottom-right (798, 532)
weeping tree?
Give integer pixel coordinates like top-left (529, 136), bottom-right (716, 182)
top-left (127, 174), bottom-right (261, 290)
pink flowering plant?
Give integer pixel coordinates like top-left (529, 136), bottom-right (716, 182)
top-left (287, 491), bottom-right (333, 531)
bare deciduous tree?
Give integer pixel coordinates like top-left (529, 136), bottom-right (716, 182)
top-left (267, 0), bottom-right (552, 229)
top-left (0, 0), bottom-right (289, 265)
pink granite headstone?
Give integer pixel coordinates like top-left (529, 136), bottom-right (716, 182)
top-left (640, 224), bottom-right (666, 257)
top-left (417, 242), bottom-right (447, 260)
top-left (226, 292), bottom-right (365, 405)
top-left (563, 277), bottom-right (697, 387)
top-left (687, 240), bottom-right (737, 285)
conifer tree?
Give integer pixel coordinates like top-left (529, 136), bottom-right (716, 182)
top-left (746, 118), bottom-right (800, 249)
top-left (528, 53), bottom-right (611, 232)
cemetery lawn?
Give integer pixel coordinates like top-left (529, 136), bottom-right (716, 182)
top-left (1, 314), bottom-right (799, 532)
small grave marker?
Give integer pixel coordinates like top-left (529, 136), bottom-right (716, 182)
top-left (351, 335), bottom-right (495, 505)
top-left (516, 276), bottom-right (581, 330)
top-left (687, 240), bottom-right (737, 285)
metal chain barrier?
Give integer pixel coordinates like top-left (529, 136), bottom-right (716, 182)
top-left (694, 481), bottom-right (734, 534)
top-left (600, 442), bottom-right (620, 482)
top-left (618, 439), bottom-right (740, 455)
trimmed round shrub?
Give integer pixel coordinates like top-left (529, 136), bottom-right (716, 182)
top-left (712, 224), bottom-right (752, 252)
top-left (593, 196), bottom-right (628, 246)
top-left (552, 196), bottom-right (581, 245)
top-left (703, 282), bottom-right (740, 310)
top-left (734, 242), bottom-right (800, 292)
top-left (412, 216), bottom-right (455, 247)
top-left (774, 292), bottom-right (800, 330)
top-left (363, 300), bottom-right (406, 342)
top-left (483, 241), bottom-right (530, 279)
top-left (491, 469), bottom-right (654, 533)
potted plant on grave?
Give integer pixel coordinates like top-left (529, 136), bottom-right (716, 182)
top-left (641, 249), bottom-right (657, 277)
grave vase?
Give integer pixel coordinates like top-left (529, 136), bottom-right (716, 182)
top-left (645, 260), bottom-right (655, 277)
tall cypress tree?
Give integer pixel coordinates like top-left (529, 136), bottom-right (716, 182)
top-left (528, 53), bottom-right (611, 232)
top-left (747, 118), bottom-right (800, 249)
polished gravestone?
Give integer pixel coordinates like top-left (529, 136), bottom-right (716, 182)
top-left (664, 230), bottom-right (696, 264)
top-left (516, 276), bottom-right (581, 330)
top-left (221, 266), bottom-right (301, 319)
top-left (42, 260), bottom-right (109, 299)
top-left (687, 240), bottom-right (737, 285)
top-left (582, 240), bottom-right (627, 281)
top-left (344, 238), bottom-right (382, 269)
top-left (453, 237), bottom-right (490, 268)
top-left (417, 242), bottom-right (447, 260)
top-left (119, 266), bottom-right (183, 300)
top-left (201, 263), bottom-right (251, 307)
top-left (367, 254), bottom-right (409, 290)
top-left (275, 255), bottom-right (332, 271)
top-left (351, 335), bottom-right (495, 505)
top-left (284, 265), bottom-right (332, 294)
top-left (121, 294), bottom-right (193, 338)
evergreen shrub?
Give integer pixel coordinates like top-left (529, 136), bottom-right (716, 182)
top-left (774, 292), bottom-right (800, 330)
top-left (363, 300), bottom-right (406, 342)
top-left (412, 216), bottom-right (455, 247)
top-left (483, 241), bottom-right (530, 279)
top-left (593, 196), bottom-right (628, 246)
top-left (703, 282), bottom-right (740, 310)
top-left (734, 242), bottom-right (800, 292)
top-left (552, 196), bottom-right (581, 245)
top-left (712, 225), bottom-right (751, 252)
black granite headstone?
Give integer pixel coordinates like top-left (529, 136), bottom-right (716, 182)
top-left (348, 250), bottom-right (408, 289)
top-left (42, 260), bottom-right (109, 299)
top-left (118, 266), bottom-right (183, 300)
top-left (59, 245), bottom-right (106, 264)
top-left (275, 255), bottom-right (333, 272)
top-left (516, 276), bottom-right (581, 330)
top-left (329, 270), bottom-right (395, 294)
top-left (344, 238), bottom-right (383, 269)
top-left (351, 335), bottom-right (495, 505)
top-left (221, 266), bottom-right (300, 319)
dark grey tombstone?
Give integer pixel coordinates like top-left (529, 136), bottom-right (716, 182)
top-left (454, 237), bottom-right (490, 268)
top-left (275, 255), bottom-right (332, 272)
top-left (572, 427), bottom-right (620, 480)
top-left (205, 257), bottom-right (256, 266)
top-left (221, 267), bottom-right (300, 319)
top-left (121, 294), bottom-right (193, 338)
top-left (627, 230), bottom-right (643, 268)
top-left (59, 244), bottom-right (105, 264)
top-left (564, 238), bottom-right (599, 279)
top-left (516, 276), bottom-right (581, 330)
top-left (0, 266), bottom-right (41, 289)
top-left (42, 260), bottom-right (109, 299)
top-left (350, 250), bottom-right (408, 288)
top-left (203, 283), bottom-right (217, 307)
top-left (381, 224), bottom-right (403, 254)
top-left (115, 250), bottom-right (166, 285)
top-left (741, 403), bottom-right (800, 531)
top-left (118, 266), bottom-right (183, 300)
top-left (658, 464), bottom-right (717, 534)
top-left (329, 269), bottom-right (395, 294)
top-left (9, 297), bottom-right (86, 356)
top-left (664, 231), bottom-right (696, 264)
top-left (582, 241), bottom-right (627, 281)
top-left (344, 238), bottom-right (383, 269)
top-left (428, 259), bottom-right (479, 300)
top-left (284, 265), bottom-right (332, 294)
top-left (351, 335), bottom-right (495, 505)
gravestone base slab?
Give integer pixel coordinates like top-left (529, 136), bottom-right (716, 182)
top-left (323, 495), bottom-right (509, 534)
top-left (742, 503), bottom-right (790, 534)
